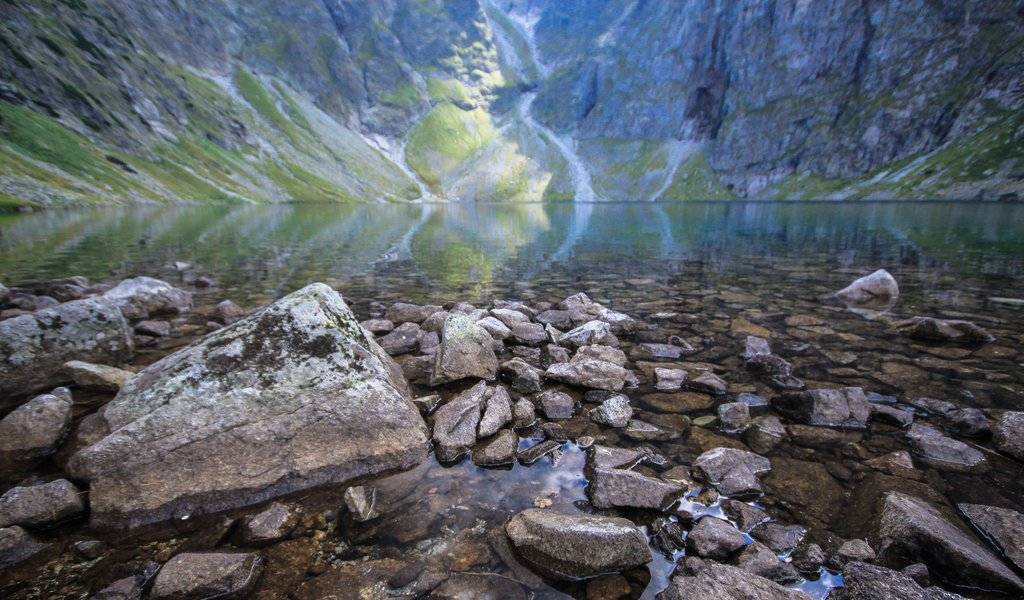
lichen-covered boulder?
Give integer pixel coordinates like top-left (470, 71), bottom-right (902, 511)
top-left (68, 283), bottom-right (428, 529)
top-left (0, 297), bottom-right (134, 399)
top-left (430, 313), bottom-right (498, 385)
top-left (104, 277), bottom-right (192, 320)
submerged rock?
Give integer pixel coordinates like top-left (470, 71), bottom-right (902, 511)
top-left (688, 371), bottom-right (728, 395)
top-left (68, 283), bottom-right (428, 529)
top-left (64, 360), bottom-right (133, 392)
top-left (892, 317), bottom-right (994, 345)
top-left (343, 486), bottom-right (379, 522)
top-left (772, 387), bottom-right (870, 429)
top-left (237, 502), bottom-right (299, 544)
top-left (432, 381), bottom-right (486, 462)
top-left (743, 416), bottom-right (787, 454)
top-left (958, 503), bottom-right (1024, 572)
top-left (836, 269), bottom-right (900, 304)
top-left (0, 479), bottom-right (85, 528)
top-left (0, 297), bottom-right (134, 398)
top-left (104, 277), bottom-right (192, 320)
top-left (658, 563), bottom-right (809, 600)
top-left (431, 313), bottom-right (498, 385)
top-left (906, 423), bottom-right (986, 471)
top-left (505, 508), bottom-right (651, 581)
top-left (718, 402), bottom-right (751, 433)
top-left (874, 492), bottom-right (1024, 594)
top-left (841, 561), bottom-right (966, 600)
top-left (150, 552), bottom-right (263, 600)
top-left (0, 388), bottom-right (73, 466)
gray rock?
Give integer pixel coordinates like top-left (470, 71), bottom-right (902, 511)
top-left (0, 282), bottom-right (9, 306)
top-left (476, 316), bottom-right (511, 340)
top-left (73, 539), bottom-right (106, 560)
top-left (830, 538), bottom-right (876, 569)
top-left (588, 466), bottom-right (686, 510)
top-left (623, 419), bottom-right (682, 442)
top-left (892, 317), bottom-right (995, 345)
top-left (750, 522), bottom-right (805, 554)
top-left (722, 499), bottom-right (770, 532)
top-left (790, 543), bottom-right (826, 573)
top-left (654, 367), bottom-right (687, 392)
top-left (413, 394), bottom-right (442, 414)
top-left (906, 397), bottom-right (957, 416)
top-left (428, 573), bottom-right (527, 599)
top-left (689, 371), bottom-right (728, 395)
top-left (237, 502), bottom-right (298, 544)
top-left (906, 423), bottom-right (986, 471)
top-left (478, 386), bottom-right (513, 438)
top-left (505, 508), bottom-right (651, 581)
top-left (545, 358), bottom-right (628, 391)
top-left (993, 411), bottom-right (1024, 461)
top-left (943, 408), bottom-right (989, 437)
top-left (430, 314), bottom-right (498, 385)
top-left (104, 277), bottom-right (192, 320)
top-left (871, 403), bottom-right (915, 428)
top-left (598, 308), bottom-right (637, 335)
top-left (559, 320), bottom-right (615, 349)
top-left (734, 541), bottom-right (802, 585)
top-left (0, 479), bottom-right (84, 528)
top-left (343, 486), bottom-right (378, 522)
top-left (841, 561), bottom-right (967, 600)
top-left (587, 445), bottom-right (646, 472)
top-left (589, 394), bottom-right (633, 428)
top-left (693, 448), bottom-right (771, 496)
top-left (64, 360), bottom-right (133, 392)
top-left (958, 503), bottom-right (1024, 571)
top-left (687, 516), bottom-right (747, 559)
top-left (360, 318), bottom-right (394, 334)
top-left (743, 415), bottom-right (787, 454)
top-left (512, 398), bottom-right (536, 428)
top-left (0, 526), bottom-right (49, 570)
top-left (213, 300), bottom-right (244, 325)
top-left (547, 344), bottom-right (572, 363)
top-left (490, 308), bottom-right (531, 329)
top-left (633, 343), bottom-right (687, 360)
top-left (472, 429), bottom-right (518, 466)
top-left (745, 336), bottom-right (772, 360)
top-left (385, 302), bottom-right (442, 325)
top-left (420, 310), bottom-right (448, 333)
top-left (718, 402), bottom-right (751, 433)
top-left (499, 358), bottom-right (544, 394)
top-left (874, 492), bottom-right (1024, 594)
top-left (398, 353), bottom-right (433, 382)
top-left (901, 563), bottom-right (932, 588)
top-left (378, 321), bottom-right (422, 355)
top-left (536, 309), bottom-right (573, 330)
top-left (67, 283), bottom-right (428, 529)
top-left (836, 269), bottom-right (900, 304)
top-left (432, 381), bottom-right (486, 462)
top-left (743, 336), bottom-right (802, 389)
top-left (537, 390), bottom-right (575, 420)
top-left (772, 387), bottom-right (871, 429)
top-left (135, 320), bottom-right (171, 337)
top-left (510, 322), bottom-right (548, 346)
top-left (575, 344), bottom-right (627, 366)
top-left (0, 297), bottom-right (134, 398)
top-left (735, 392), bottom-right (770, 408)
top-left (0, 388), bottom-right (73, 465)
top-left (657, 564), bottom-right (810, 600)
top-left (150, 552), bottom-right (263, 600)
top-left (518, 439), bottom-right (561, 465)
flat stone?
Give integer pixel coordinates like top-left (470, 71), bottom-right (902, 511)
top-left (104, 277), bottom-right (192, 320)
top-left (360, 318), bottom-right (394, 334)
top-left (536, 309), bottom-right (573, 329)
top-left (655, 368), bottom-right (687, 392)
top-left (693, 448), bottom-right (771, 496)
top-left (237, 502), bottom-right (299, 544)
top-left (537, 390), bottom-right (575, 420)
top-left (686, 516), bottom-right (747, 559)
top-left (657, 564), bottom-right (810, 600)
top-left (490, 308), bottom-right (531, 329)
top-left (0, 388), bottom-right (73, 466)
top-left (428, 573), bottom-right (527, 599)
top-left (874, 492), bottom-right (1024, 594)
top-left (641, 391), bottom-right (713, 413)
top-left (478, 385), bottom-right (513, 438)
top-left (518, 439), bottom-right (561, 465)
top-left (773, 387), bottom-right (870, 429)
top-left (907, 423), bottom-right (986, 471)
top-left (505, 508), bottom-right (651, 580)
top-left (958, 503), bottom-right (1024, 571)
top-left (0, 479), bottom-right (84, 528)
top-left (476, 316), bottom-right (512, 340)
top-left (472, 429), bottom-right (518, 466)
top-left (623, 419), bottom-right (682, 442)
top-left (588, 467), bottom-right (686, 510)
top-left (0, 297), bottom-right (134, 398)
top-left (633, 343), bottom-right (686, 360)
top-left (689, 371), bottom-right (728, 395)
top-left (589, 394), bottom-right (633, 428)
top-left (150, 552), bottom-right (263, 600)
top-left (64, 360), bottom-right (133, 392)
top-left (576, 344), bottom-right (627, 367)
top-left (943, 408), bottom-right (989, 437)
top-left (865, 451), bottom-right (921, 479)
top-left (0, 526), bottom-right (50, 570)
top-left (432, 381), bottom-right (486, 462)
top-left (735, 392), bottom-right (769, 407)
top-left (511, 322), bottom-right (548, 346)
top-left (67, 284), bottom-right (428, 529)
top-left (546, 358), bottom-right (627, 391)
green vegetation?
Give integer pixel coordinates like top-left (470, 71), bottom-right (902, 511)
top-left (380, 84), bottom-right (423, 108)
top-left (659, 151), bottom-right (737, 201)
top-left (232, 67), bottom-right (312, 148)
top-left (426, 78), bottom-right (471, 105)
top-left (405, 103), bottom-right (495, 190)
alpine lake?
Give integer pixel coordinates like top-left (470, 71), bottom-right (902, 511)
top-left (1, 200), bottom-right (1023, 600)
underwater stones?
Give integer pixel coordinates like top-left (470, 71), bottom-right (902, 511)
top-left (0, 479), bottom-right (85, 528)
top-left (0, 526), bottom-right (49, 570)
top-left (743, 416), bottom-right (787, 454)
top-left (993, 411), bottom-right (1024, 461)
top-left (0, 388), bottom-right (73, 465)
top-left (237, 502), bottom-right (300, 544)
top-left (658, 564), bottom-right (810, 600)
top-left (718, 402), bottom-right (750, 433)
top-left (693, 448), bottom-right (771, 496)
top-left (150, 552), bottom-right (263, 600)
top-left (385, 302), bottom-right (442, 325)
top-left (104, 277), bottom-right (192, 320)
top-left (589, 394), bottom-right (633, 428)
top-left (654, 367), bottom-right (687, 391)
top-left (633, 343), bottom-right (688, 360)
top-left (943, 408), bottom-right (989, 437)
top-left (432, 381), bottom-right (487, 462)
top-left (892, 317), bottom-right (994, 345)
top-left (957, 503), bottom-right (1024, 571)
top-left (874, 492), bottom-right (1024, 594)
top-left (430, 313), bottom-right (498, 385)
top-left (623, 419), bottom-right (682, 442)
top-left (343, 486), bottom-right (379, 522)
top-left (0, 296), bottom-right (134, 398)
top-left (559, 320), bottom-right (615, 349)
top-left (64, 360), bottom-right (134, 392)
top-left (906, 423), bottom-right (986, 471)
top-left (68, 283), bottom-right (428, 529)
top-left (773, 387), bottom-right (870, 429)
top-left (688, 371), bottom-right (728, 395)
top-left (545, 357), bottom-right (628, 391)
top-left (870, 403), bottom-right (915, 428)
top-left (743, 336), bottom-right (803, 390)
top-left (505, 508), bottom-right (651, 581)
top-left (686, 517), bottom-right (747, 559)
top-left (472, 429), bottom-right (518, 467)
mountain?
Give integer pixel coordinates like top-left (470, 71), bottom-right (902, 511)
top-left (1, 0), bottom-right (1022, 207)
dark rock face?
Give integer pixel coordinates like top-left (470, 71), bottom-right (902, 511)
top-left (657, 563), bottom-right (810, 600)
top-left (873, 492), bottom-right (1024, 594)
top-left (0, 297), bottom-right (134, 398)
top-left (773, 387), bottom-right (870, 429)
top-left (841, 561), bottom-right (967, 600)
top-left (505, 508), bottom-right (651, 581)
top-left (150, 552), bottom-right (263, 600)
top-left (68, 284), bottom-right (428, 529)
top-left (0, 526), bottom-right (50, 570)
top-left (906, 423), bottom-right (986, 471)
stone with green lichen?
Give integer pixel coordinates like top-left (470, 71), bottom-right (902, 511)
top-left (431, 313), bottom-right (499, 385)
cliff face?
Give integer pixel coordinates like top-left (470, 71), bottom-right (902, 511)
top-left (1, 0), bottom-right (1022, 206)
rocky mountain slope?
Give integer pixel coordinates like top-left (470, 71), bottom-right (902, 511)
top-left (0, 0), bottom-right (1022, 206)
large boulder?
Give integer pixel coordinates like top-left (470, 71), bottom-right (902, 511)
top-left (873, 492), bottom-right (1024, 594)
top-left (0, 297), bottom-right (134, 398)
top-left (657, 564), bottom-right (809, 600)
top-left (0, 388), bottom-right (73, 466)
top-left (68, 283), bottom-right (428, 529)
top-left (505, 508), bottom-right (651, 580)
top-left (588, 466), bottom-right (686, 510)
top-left (430, 314), bottom-right (498, 385)
top-left (104, 277), bottom-right (192, 320)
top-left (772, 387), bottom-right (870, 429)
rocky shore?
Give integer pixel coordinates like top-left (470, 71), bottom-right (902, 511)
top-left (0, 269), bottom-right (1023, 599)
